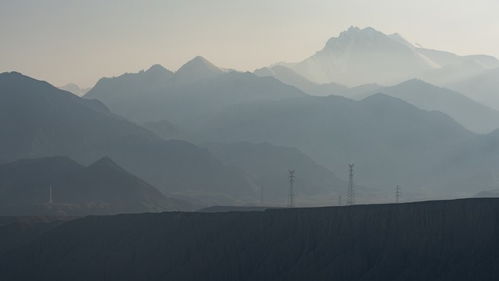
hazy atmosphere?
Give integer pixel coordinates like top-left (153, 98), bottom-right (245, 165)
top-left (3, 1), bottom-right (499, 280)
top-left (2, 0), bottom-right (499, 87)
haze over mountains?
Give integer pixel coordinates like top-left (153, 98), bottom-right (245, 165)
top-left (75, 26), bottom-right (499, 201)
top-left (0, 72), bottom-right (257, 207)
top-left (348, 79), bottom-right (499, 133)
top-left (3, 20), bottom-right (499, 280)
top-left (2, 25), bottom-right (499, 212)
top-left (273, 26), bottom-right (499, 87)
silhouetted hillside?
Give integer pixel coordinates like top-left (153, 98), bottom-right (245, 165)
top-left (2, 199), bottom-right (499, 280)
top-left (0, 156), bottom-right (191, 215)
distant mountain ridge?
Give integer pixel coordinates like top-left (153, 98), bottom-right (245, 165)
top-left (349, 79), bottom-right (499, 133)
top-left (85, 56), bottom-right (307, 124)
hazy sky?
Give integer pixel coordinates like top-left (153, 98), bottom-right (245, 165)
top-left (1, 0), bottom-right (499, 87)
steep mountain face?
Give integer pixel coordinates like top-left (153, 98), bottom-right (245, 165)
top-left (192, 94), bottom-right (475, 195)
top-left (448, 68), bottom-right (499, 111)
top-left (282, 26), bottom-right (435, 86)
top-left (85, 56), bottom-right (306, 124)
top-left (350, 79), bottom-right (499, 133)
top-left (2, 199), bottom-right (499, 281)
top-left (0, 72), bottom-right (254, 206)
top-left (279, 26), bottom-right (499, 87)
top-left (0, 156), bottom-right (189, 215)
top-left (204, 142), bottom-right (362, 206)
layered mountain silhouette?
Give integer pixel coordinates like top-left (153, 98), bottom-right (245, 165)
top-left (193, 94), bottom-right (477, 196)
top-left (3, 199), bottom-right (499, 280)
top-left (0, 156), bottom-right (189, 215)
top-left (275, 26), bottom-right (499, 87)
top-left (0, 72), bottom-right (254, 206)
top-left (349, 79), bottom-right (499, 133)
top-left (85, 56), bottom-right (306, 124)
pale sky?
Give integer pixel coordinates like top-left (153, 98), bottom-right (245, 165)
top-left (1, 0), bottom-right (499, 88)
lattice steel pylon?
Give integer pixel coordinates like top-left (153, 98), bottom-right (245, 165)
top-left (288, 170), bottom-right (295, 208)
top-left (347, 164), bottom-right (354, 205)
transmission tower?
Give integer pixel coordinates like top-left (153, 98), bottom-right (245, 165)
top-left (288, 170), bottom-right (295, 208)
top-left (260, 184), bottom-right (264, 206)
top-left (49, 185), bottom-right (53, 204)
top-left (396, 185), bottom-right (401, 203)
top-left (347, 164), bottom-right (355, 205)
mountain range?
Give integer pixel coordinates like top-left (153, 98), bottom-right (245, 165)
top-left (0, 72), bottom-right (256, 206)
top-left (79, 53), bottom-right (499, 199)
top-left (4, 26), bottom-right (499, 206)
top-left (85, 56), bottom-right (306, 125)
top-left (192, 93), bottom-right (478, 196)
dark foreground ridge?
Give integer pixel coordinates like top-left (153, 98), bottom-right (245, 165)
top-left (2, 198), bottom-right (499, 280)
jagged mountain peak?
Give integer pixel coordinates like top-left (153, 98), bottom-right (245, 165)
top-left (324, 26), bottom-right (404, 51)
top-left (173, 56), bottom-right (224, 83)
top-left (175, 56), bottom-right (222, 77)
